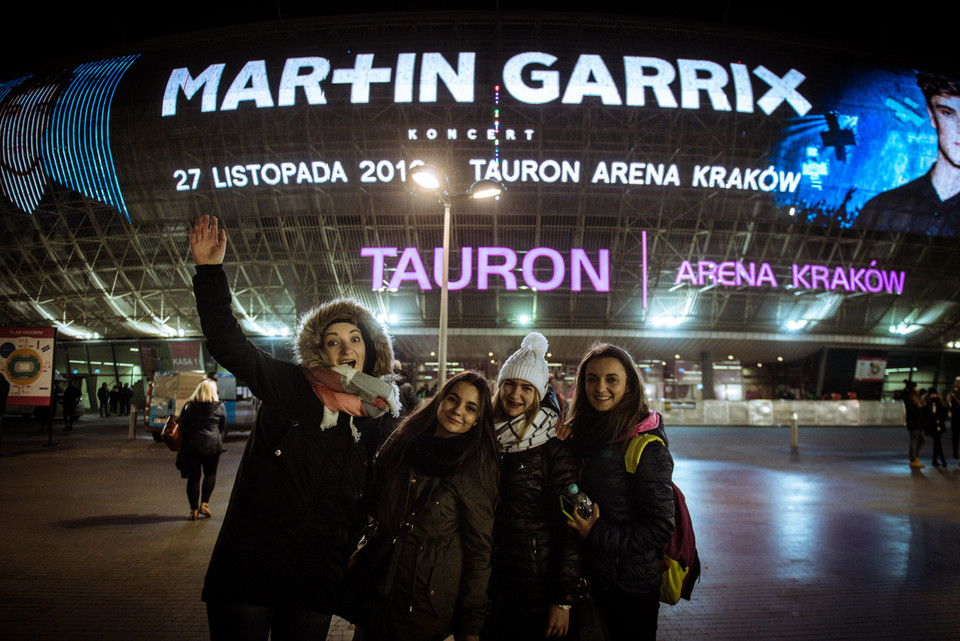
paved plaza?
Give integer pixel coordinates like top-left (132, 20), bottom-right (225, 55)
top-left (2, 413), bottom-right (959, 640)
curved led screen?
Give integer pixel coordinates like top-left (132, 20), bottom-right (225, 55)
top-left (1, 16), bottom-right (957, 239)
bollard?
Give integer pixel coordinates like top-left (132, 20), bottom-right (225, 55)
top-left (128, 406), bottom-right (137, 440)
top-left (790, 412), bottom-right (799, 449)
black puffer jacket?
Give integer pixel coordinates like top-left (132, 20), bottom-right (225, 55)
top-left (577, 414), bottom-right (674, 596)
top-left (195, 265), bottom-right (395, 613)
top-left (490, 431), bottom-right (581, 608)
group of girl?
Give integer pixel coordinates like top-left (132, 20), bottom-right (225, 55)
top-left (188, 215), bottom-right (676, 641)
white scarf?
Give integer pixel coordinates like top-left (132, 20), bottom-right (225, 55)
top-left (496, 404), bottom-right (560, 454)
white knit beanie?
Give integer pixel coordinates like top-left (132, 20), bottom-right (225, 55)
top-left (497, 332), bottom-right (550, 397)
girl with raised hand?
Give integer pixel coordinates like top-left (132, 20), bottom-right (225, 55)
top-left (353, 370), bottom-right (498, 641)
top-left (189, 215), bottom-right (400, 641)
top-left (566, 343), bottom-right (674, 641)
top-left (484, 332), bottom-right (581, 639)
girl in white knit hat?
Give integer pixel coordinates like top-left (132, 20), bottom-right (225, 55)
top-left (484, 332), bottom-right (582, 640)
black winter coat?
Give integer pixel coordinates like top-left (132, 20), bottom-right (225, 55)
top-left (490, 437), bottom-right (581, 607)
top-left (180, 400), bottom-right (225, 457)
top-left (577, 416), bottom-right (674, 597)
top-left (195, 265), bottom-right (389, 613)
top-left (369, 458), bottom-right (495, 640)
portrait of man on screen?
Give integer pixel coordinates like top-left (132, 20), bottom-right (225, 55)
top-left (857, 72), bottom-right (960, 237)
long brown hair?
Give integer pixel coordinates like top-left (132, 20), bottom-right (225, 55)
top-left (376, 370), bottom-right (499, 494)
top-left (568, 343), bottom-right (649, 446)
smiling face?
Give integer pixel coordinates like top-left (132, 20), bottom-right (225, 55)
top-left (929, 94), bottom-right (960, 169)
top-left (499, 378), bottom-right (538, 418)
top-left (435, 381), bottom-right (481, 438)
top-left (584, 356), bottom-right (628, 413)
top-left (322, 322), bottom-right (366, 371)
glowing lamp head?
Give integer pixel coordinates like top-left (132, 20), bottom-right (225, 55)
top-left (467, 179), bottom-right (506, 200)
top-left (408, 165), bottom-right (447, 193)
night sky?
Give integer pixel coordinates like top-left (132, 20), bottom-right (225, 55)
top-left (2, 1), bottom-right (954, 81)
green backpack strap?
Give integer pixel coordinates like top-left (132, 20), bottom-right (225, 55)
top-left (624, 433), bottom-right (665, 473)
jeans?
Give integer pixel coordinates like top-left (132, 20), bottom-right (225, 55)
top-left (207, 600), bottom-right (332, 641)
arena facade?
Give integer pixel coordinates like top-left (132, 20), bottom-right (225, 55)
top-left (2, 11), bottom-right (959, 407)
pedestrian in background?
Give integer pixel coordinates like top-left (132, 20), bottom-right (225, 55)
top-left (97, 383), bottom-right (109, 417)
top-left (925, 389), bottom-right (948, 467)
top-left (904, 380), bottom-right (926, 468)
top-left (393, 361), bottom-right (419, 417)
top-left (948, 384), bottom-right (960, 461)
top-left (61, 380), bottom-right (81, 432)
top-left (109, 384), bottom-right (120, 416)
top-left (119, 383), bottom-right (133, 416)
top-left (179, 378), bottom-right (226, 521)
top-left (484, 333), bottom-right (581, 641)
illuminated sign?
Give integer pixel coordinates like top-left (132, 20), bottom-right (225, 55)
top-left (362, 247), bottom-right (610, 292)
top-left (160, 53), bottom-right (811, 115)
top-left (362, 245), bottom-right (908, 298)
top-left (674, 260), bottom-right (906, 294)
top-left (2, 17), bottom-right (958, 245)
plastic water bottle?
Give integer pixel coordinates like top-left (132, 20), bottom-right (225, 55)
top-left (564, 483), bottom-right (594, 519)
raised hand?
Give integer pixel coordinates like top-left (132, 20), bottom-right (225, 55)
top-left (190, 215), bottom-right (227, 265)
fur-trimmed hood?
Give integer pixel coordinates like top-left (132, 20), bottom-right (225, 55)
top-left (293, 298), bottom-right (395, 377)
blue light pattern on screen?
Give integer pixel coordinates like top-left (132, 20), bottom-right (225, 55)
top-left (0, 76), bottom-right (49, 213)
top-left (43, 55), bottom-right (140, 222)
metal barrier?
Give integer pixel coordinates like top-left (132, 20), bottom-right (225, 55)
top-left (655, 400), bottom-right (904, 426)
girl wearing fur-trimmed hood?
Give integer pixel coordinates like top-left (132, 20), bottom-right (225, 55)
top-left (188, 215), bottom-right (399, 641)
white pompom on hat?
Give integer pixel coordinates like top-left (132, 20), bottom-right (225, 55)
top-left (497, 332), bottom-right (550, 397)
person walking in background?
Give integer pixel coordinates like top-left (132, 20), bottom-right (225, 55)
top-left (109, 384), bottom-right (120, 416)
top-left (547, 372), bottom-right (567, 417)
top-left (925, 389), bottom-right (948, 467)
top-left (565, 343), bottom-right (674, 641)
top-left (393, 361), bottom-right (420, 417)
top-left (350, 371), bottom-right (498, 641)
top-left (948, 383), bottom-right (960, 460)
top-left (484, 333), bottom-right (581, 641)
top-left (190, 215), bottom-right (400, 641)
top-left (119, 383), bottom-right (133, 416)
top-left (179, 378), bottom-right (226, 521)
top-left (904, 380), bottom-right (926, 468)
top-left (97, 383), bottom-right (109, 417)
top-left (61, 379), bottom-right (81, 432)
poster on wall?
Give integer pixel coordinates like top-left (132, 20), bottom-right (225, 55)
top-left (0, 327), bottom-right (56, 405)
top-left (854, 357), bottom-right (888, 382)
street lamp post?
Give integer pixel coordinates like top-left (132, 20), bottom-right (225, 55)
top-left (406, 164), bottom-right (504, 387)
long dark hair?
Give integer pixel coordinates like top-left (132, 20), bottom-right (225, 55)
top-left (568, 343), bottom-right (650, 447)
top-left (376, 370), bottom-right (499, 494)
